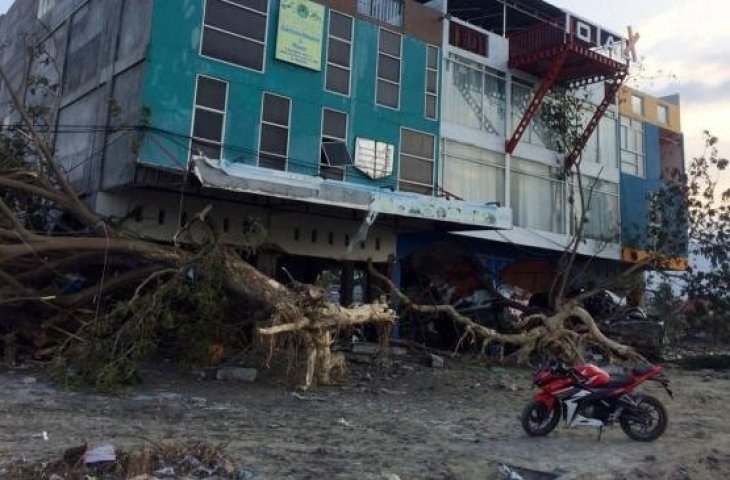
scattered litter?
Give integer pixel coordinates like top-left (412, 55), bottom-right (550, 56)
top-left (291, 391), bottom-right (325, 401)
top-left (378, 388), bottom-right (406, 396)
top-left (21, 376), bottom-right (37, 384)
top-left (237, 467), bottom-right (261, 479)
top-left (429, 354), bottom-right (444, 369)
top-left (84, 444), bottom-right (116, 464)
top-left (153, 466), bottom-right (175, 477)
top-left (32, 431), bottom-right (49, 441)
top-left (337, 417), bottom-right (353, 428)
top-left (499, 464), bottom-right (525, 480)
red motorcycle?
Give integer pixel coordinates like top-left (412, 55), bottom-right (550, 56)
top-left (521, 362), bottom-right (673, 441)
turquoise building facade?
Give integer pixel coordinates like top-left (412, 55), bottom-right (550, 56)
top-left (139, 0), bottom-right (441, 191)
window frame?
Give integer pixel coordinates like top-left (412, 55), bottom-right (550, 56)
top-left (657, 104), bottom-right (669, 125)
top-left (189, 74), bottom-right (229, 162)
top-left (199, 0), bottom-right (270, 73)
top-left (357, 0), bottom-right (404, 27)
top-left (354, 137), bottom-right (395, 179)
top-left (398, 127), bottom-right (436, 194)
top-left (319, 107), bottom-right (349, 180)
top-left (631, 94), bottom-right (644, 116)
top-left (375, 27), bottom-right (402, 110)
top-left (324, 10), bottom-right (354, 97)
top-left (620, 115), bottom-right (646, 177)
top-left (425, 44), bottom-right (439, 120)
top-left (258, 92), bottom-right (292, 171)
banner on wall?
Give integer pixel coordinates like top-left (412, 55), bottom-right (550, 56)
top-left (275, 0), bottom-right (325, 71)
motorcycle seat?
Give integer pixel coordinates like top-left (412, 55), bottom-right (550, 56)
top-left (601, 373), bottom-right (632, 388)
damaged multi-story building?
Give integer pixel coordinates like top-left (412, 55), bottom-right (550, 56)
top-left (0, 0), bottom-right (686, 333)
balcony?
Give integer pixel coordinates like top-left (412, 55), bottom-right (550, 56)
top-left (508, 19), bottom-right (627, 86)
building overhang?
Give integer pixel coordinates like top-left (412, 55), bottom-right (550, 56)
top-left (188, 158), bottom-right (513, 232)
top-left (457, 226), bottom-right (622, 260)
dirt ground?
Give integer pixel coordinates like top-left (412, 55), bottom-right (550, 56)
top-left (0, 355), bottom-right (728, 480)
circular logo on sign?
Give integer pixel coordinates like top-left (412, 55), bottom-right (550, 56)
top-left (297, 3), bottom-right (309, 18)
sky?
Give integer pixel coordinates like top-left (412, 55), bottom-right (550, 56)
top-left (0, 0), bottom-right (727, 178)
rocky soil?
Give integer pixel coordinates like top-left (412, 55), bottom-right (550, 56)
top-left (0, 356), bottom-right (728, 479)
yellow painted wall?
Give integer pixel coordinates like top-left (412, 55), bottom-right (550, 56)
top-left (618, 86), bottom-right (681, 133)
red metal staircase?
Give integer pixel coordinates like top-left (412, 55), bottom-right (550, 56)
top-left (504, 19), bottom-right (629, 166)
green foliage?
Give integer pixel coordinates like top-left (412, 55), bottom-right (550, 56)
top-left (58, 248), bottom-right (239, 390)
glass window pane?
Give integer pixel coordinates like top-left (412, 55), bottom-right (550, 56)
top-left (329, 11), bottom-right (352, 39)
top-left (378, 54), bottom-right (400, 82)
top-left (377, 79), bottom-right (399, 107)
top-left (323, 109), bottom-right (347, 139)
top-left (196, 76), bottom-right (227, 110)
top-left (328, 38), bottom-right (350, 67)
top-left (443, 141), bottom-right (505, 204)
top-left (205, 0), bottom-right (266, 41)
top-left (262, 94), bottom-right (290, 126)
top-left (259, 153), bottom-right (286, 170)
top-left (201, 27), bottom-right (264, 70)
top-left (260, 124), bottom-right (288, 155)
top-left (399, 182), bottom-right (432, 195)
top-left (401, 129), bottom-right (434, 158)
top-left (427, 46), bottom-right (438, 69)
top-left (193, 108), bottom-right (224, 141)
top-left (379, 29), bottom-right (401, 57)
top-left (191, 140), bottom-right (222, 160)
top-left (400, 155), bottom-right (433, 185)
top-left (426, 70), bottom-right (437, 93)
top-left (326, 65), bottom-right (350, 95)
top-left (425, 95), bottom-right (437, 119)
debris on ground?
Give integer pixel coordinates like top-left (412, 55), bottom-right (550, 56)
top-left (1, 442), bottom-right (239, 479)
top-left (429, 354), bottom-right (445, 369)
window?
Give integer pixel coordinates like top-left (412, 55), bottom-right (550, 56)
top-left (442, 140), bottom-right (505, 204)
top-left (631, 94), bottom-right (644, 115)
top-left (511, 158), bottom-right (565, 234)
top-left (325, 11), bottom-right (353, 96)
top-left (357, 0), bottom-right (403, 27)
top-left (376, 28), bottom-right (401, 109)
top-left (512, 79), bottom-right (546, 145)
top-left (425, 45), bottom-right (439, 120)
top-left (320, 108), bottom-right (348, 180)
top-left (38, 0), bottom-right (55, 18)
top-left (598, 113), bottom-right (618, 168)
top-left (444, 53), bottom-right (505, 135)
top-left (657, 104), bottom-right (669, 124)
top-left (620, 116), bottom-right (645, 176)
top-left (258, 93), bottom-right (291, 170)
top-left (354, 138), bottom-right (394, 179)
top-left (570, 179), bottom-right (619, 242)
top-left (64, 3), bottom-right (103, 93)
top-left (399, 128), bottom-right (435, 195)
top-left (448, 21), bottom-right (488, 57)
top-left (201, 0), bottom-right (268, 72)
top-left (190, 75), bottom-right (228, 160)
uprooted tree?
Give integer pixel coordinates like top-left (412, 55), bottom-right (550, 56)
top-left (1, 46), bottom-right (728, 390)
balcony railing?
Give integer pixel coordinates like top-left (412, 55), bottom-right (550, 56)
top-left (508, 19), bottom-right (567, 59)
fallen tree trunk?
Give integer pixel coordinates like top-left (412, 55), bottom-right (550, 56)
top-left (368, 262), bottom-right (645, 366)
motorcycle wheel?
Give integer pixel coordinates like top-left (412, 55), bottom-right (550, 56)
top-left (521, 400), bottom-right (560, 437)
top-left (619, 394), bottom-right (668, 442)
